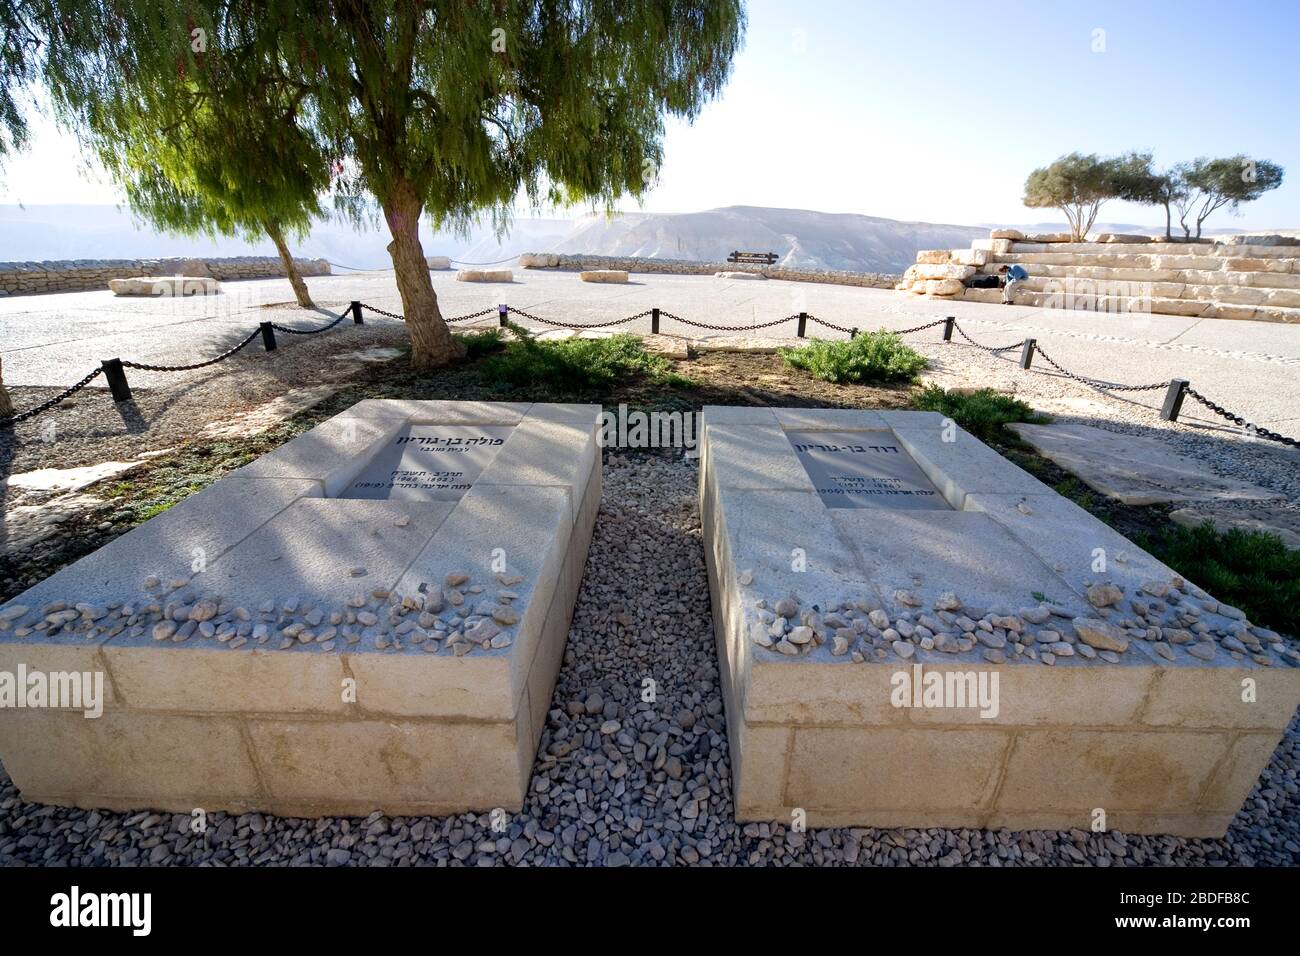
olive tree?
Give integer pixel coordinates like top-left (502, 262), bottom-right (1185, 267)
top-left (1023, 152), bottom-right (1149, 241)
top-left (1172, 156), bottom-right (1284, 239)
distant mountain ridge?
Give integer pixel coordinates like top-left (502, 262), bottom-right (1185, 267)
top-left (0, 204), bottom-right (1284, 276)
top-left (552, 206), bottom-right (988, 274)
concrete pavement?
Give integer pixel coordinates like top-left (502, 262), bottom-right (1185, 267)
top-left (2, 268), bottom-right (1298, 429)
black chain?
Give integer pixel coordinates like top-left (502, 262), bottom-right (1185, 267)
top-left (270, 312), bottom-right (347, 335)
top-left (447, 307), bottom-right (498, 323)
top-left (660, 310), bottom-right (794, 332)
top-left (1031, 344), bottom-right (1168, 393)
top-left (0, 367), bottom-right (105, 428)
top-left (508, 307), bottom-right (646, 329)
top-left (359, 302), bottom-right (405, 320)
top-left (953, 322), bottom-right (1022, 353)
top-left (356, 302), bottom-right (498, 324)
top-left (893, 318), bottom-right (946, 336)
top-left (808, 314), bottom-right (856, 335)
top-left (1185, 388), bottom-right (1299, 446)
top-left (120, 327), bottom-right (261, 372)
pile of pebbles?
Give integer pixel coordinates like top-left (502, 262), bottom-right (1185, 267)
top-left (1, 452), bottom-right (1297, 866)
top-left (750, 578), bottom-right (1298, 669)
top-left (0, 566), bottom-right (525, 658)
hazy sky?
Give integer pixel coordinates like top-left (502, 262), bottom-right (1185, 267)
top-left (3, 0), bottom-right (1297, 229)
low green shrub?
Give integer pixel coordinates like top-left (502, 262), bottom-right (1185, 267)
top-left (481, 323), bottom-right (687, 389)
top-left (1138, 522), bottom-right (1300, 637)
top-left (910, 384), bottom-right (1050, 441)
top-left (454, 328), bottom-right (505, 359)
top-left (778, 330), bottom-right (928, 384)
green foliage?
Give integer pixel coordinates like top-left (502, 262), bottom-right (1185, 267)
top-left (1022, 152), bottom-right (1151, 240)
top-left (29, 1), bottom-right (747, 364)
top-left (778, 331), bottom-right (928, 384)
top-left (910, 385), bottom-right (1050, 441)
top-left (1172, 156), bottom-right (1284, 238)
top-left (454, 328), bottom-right (506, 359)
top-left (1138, 522), bottom-right (1300, 637)
top-left (0, 4), bottom-right (42, 158)
top-left (481, 323), bottom-right (686, 389)
top-left (38, 3), bottom-right (327, 245)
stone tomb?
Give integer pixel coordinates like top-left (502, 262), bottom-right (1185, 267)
top-left (0, 401), bottom-right (600, 817)
top-left (700, 406), bottom-right (1300, 837)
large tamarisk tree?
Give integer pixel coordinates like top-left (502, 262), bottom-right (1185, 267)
top-left (36, 2), bottom-right (329, 307)
top-left (232, 0), bottom-right (747, 368)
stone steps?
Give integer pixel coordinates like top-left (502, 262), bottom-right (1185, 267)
top-left (1010, 275), bottom-right (1300, 310)
top-left (906, 230), bottom-right (1300, 321)
top-left (976, 260), bottom-right (1300, 290)
top-left (990, 250), bottom-right (1300, 272)
top-left (990, 287), bottom-right (1300, 322)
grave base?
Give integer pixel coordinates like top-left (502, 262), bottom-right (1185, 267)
top-left (0, 402), bottom-right (600, 817)
top-left (700, 406), bottom-right (1300, 837)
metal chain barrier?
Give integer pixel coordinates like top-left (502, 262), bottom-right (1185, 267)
top-left (0, 367), bottom-right (104, 428)
top-left (892, 318), bottom-right (947, 336)
top-left (1032, 344), bottom-right (1169, 393)
top-left (269, 312), bottom-right (347, 335)
top-left (660, 310), bottom-right (795, 332)
top-left (952, 322), bottom-right (1022, 353)
top-left (508, 307), bottom-right (647, 329)
top-left (119, 327), bottom-right (262, 372)
top-left (358, 302), bottom-right (405, 321)
top-left (807, 314), bottom-right (856, 335)
top-left (1185, 387), bottom-right (1299, 447)
top-left (446, 307), bottom-right (498, 324)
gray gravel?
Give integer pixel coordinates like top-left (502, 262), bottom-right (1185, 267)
top-left (1, 451), bottom-right (1297, 866)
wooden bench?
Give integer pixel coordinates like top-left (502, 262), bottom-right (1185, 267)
top-left (726, 251), bottom-right (779, 265)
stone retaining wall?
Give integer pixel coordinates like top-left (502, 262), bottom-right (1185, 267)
top-left (0, 256), bottom-right (332, 296)
top-left (520, 252), bottom-right (899, 290)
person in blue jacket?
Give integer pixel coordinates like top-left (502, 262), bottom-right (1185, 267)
top-left (999, 263), bottom-right (1028, 305)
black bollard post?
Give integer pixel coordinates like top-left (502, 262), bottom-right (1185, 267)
top-left (350, 301), bottom-right (363, 324)
top-left (943, 316), bottom-right (955, 341)
top-left (651, 307), bottom-right (660, 335)
top-left (498, 304), bottom-right (509, 327)
top-left (1160, 379), bottom-right (1190, 422)
top-left (101, 358), bottom-right (132, 402)
top-left (797, 312), bottom-right (807, 338)
top-left (1020, 338), bottom-right (1036, 369)
top-left (260, 322), bottom-right (278, 351)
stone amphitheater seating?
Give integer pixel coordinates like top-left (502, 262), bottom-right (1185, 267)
top-left (899, 232), bottom-right (1300, 323)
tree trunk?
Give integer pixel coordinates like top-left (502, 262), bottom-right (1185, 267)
top-left (0, 356), bottom-right (14, 419)
top-left (381, 184), bottom-right (464, 369)
top-left (265, 221), bottom-right (314, 308)
top-left (1163, 203), bottom-right (1172, 240)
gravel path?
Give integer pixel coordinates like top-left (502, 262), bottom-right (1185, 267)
top-left (2, 452), bottom-right (1296, 866)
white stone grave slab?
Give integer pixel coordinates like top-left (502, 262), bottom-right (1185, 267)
top-left (700, 406), bottom-right (1300, 837)
top-left (786, 429), bottom-right (949, 510)
top-left (0, 401), bottom-right (601, 818)
top-left (343, 424), bottom-right (513, 501)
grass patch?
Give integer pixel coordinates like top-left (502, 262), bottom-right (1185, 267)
top-left (910, 384), bottom-right (1051, 442)
top-left (481, 323), bottom-right (692, 390)
top-left (454, 328), bottom-right (506, 359)
top-left (778, 330), bottom-right (927, 384)
top-left (1136, 523), bottom-right (1300, 637)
